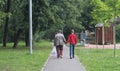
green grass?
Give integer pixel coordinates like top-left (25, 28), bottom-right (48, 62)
top-left (0, 40), bottom-right (52, 71)
top-left (76, 46), bottom-right (120, 71)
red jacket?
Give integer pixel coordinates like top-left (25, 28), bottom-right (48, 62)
top-left (67, 33), bottom-right (77, 44)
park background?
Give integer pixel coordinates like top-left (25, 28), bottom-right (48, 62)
top-left (0, 0), bottom-right (120, 71)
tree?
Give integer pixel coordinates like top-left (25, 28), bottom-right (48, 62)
top-left (0, 0), bottom-right (101, 48)
top-left (0, 1), bottom-right (6, 43)
top-left (9, 0), bottom-right (28, 48)
top-left (3, 0), bottom-right (11, 47)
top-left (91, 0), bottom-right (120, 25)
top-left (32, 0), bottom-right (83, 40)
top-left (79, 0), bottom-right (95, 31)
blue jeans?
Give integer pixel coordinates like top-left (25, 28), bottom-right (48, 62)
top-left (70, 44), bottom-right (75, 58)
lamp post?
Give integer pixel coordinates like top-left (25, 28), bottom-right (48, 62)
top-left (29, 0), bottom-right (33, 54)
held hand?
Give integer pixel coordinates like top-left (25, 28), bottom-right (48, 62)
top-left (65, 42), bottom-right (68, 44)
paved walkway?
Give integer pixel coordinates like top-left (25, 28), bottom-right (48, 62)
top-left (42, 45), bottom-right (86, 71)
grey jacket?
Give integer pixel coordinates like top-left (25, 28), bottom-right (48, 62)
top-left (54, 33), bottom-right (66, 46)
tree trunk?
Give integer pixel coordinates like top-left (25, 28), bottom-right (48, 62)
top-left (25, 29), bottom-right (29, 47)
top-left (3, 0), bottom-right (11, 47)
top-left (24, 4), bottom-right (29, 47)
top-left (33, 19), bottom-right (38, 35)
top-left (13, 29), bottom-right (22, 48)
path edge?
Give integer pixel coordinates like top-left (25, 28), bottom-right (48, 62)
top-left (41, 52), bottom-right (51, 71)
top-left (75, 55), bottom-right (87, 71)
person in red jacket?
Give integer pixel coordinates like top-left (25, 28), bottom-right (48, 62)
top-left (66, 29), bottom-right (77, 59)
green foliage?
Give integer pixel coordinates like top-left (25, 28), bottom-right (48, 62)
top-left (32, 0), bottom-right (84, 40)
top-left (10, 0), bottom-right (28, 30)
top-left (0, 0), bottom-right (6, 25)
top-left (0, 12), bottom-right (6, 24)
top-left (80, 0), bottom-right (95, 31)
top-left (91, 0), bottom-right (120, 25)
top-left (34, 31), bottom-right (45, 42)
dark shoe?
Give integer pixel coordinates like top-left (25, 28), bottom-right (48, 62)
top-left (73, 56), bottom-right (74, 58)
top-left (57, 55), bottom-right (59, 58)
top-left (70, 57), bottom-right (72, 59)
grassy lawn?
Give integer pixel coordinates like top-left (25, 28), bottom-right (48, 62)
top-left (76, 46), bottom-right (120, 71)
top-left (0, 40), bottom-right (52, 71)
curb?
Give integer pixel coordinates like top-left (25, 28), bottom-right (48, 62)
top-left (41, 51), bottom-right (52, 71)
top-left (75, 55), bottom-right (87, 71)
top-left (41, 43), bottom-right (54, 71)
top-left (41, 55), bottom-right (50, 71)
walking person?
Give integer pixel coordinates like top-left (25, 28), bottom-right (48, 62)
top-left (54, 30), bottom-right (66, 58)
top-left (66, 29), bottom-right (77, 59)
top-left (81, 30), bottom-right (86, 46)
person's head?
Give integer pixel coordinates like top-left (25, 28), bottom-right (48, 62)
top-left (58, 30), bottom-right (62, 33)
top-left (71, 29), bottom-right (74, 33)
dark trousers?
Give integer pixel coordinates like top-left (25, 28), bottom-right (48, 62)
top-left (56, 45), bottom-right (63, 58)
top-left (70, 44), bottom-right (75, 58)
